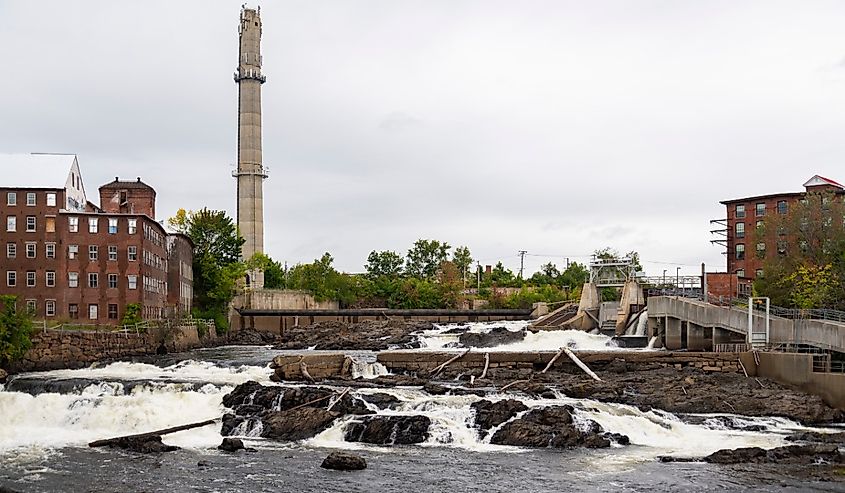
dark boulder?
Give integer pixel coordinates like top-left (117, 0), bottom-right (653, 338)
top-left (490, 406), bottom-right (615, 449)
top-left (217, 438), bottom-right (246, 452)
top-left (345, 415), bottom-right (431, 445)
top-left (471, 399), bottom-right (528, 435)
top-left (360, 393), bottom-right (401, 410)
top-left (223, 382), bottom-right (372, 417)
top-left (459, 327), bottom-right (525, 348)
top-left (422, 382), bottom-right (485, 397)
top-left (108, 435), bottom-right (178, 453)
top-left (321, 451), bottom-right (367, 471)
top-left (261, 408), bottom-right (341, 441)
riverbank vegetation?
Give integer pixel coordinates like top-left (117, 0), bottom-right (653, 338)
top-left (0, 295), bottom-right (35, 364)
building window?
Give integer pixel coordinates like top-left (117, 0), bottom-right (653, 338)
top-left (6, 216), bottom-right (16, 232)
top-left (6, 271), bottom-right (15, 287)
top-left (6, 243), bottom-right (15, 259)
top-left (108, 245), bottom-right (117, 261)
top-left (108, 304), bottom-right (118, 320)
top-left (755, 269), bottom-right (764, 278)
top-left (89, 217), bottom-right (98, 233)
top-left (69, 304), bottom-right (79, 319)
top-left (128, 219), bottom-right (137, 234)
top-left (25, 299), bottom-right (36, 315)
top-left (26, 192), bottom-right (36, 206)
top-left (88, 304), bottom-right (98, 320)
top-left (25, 242), bottom-right (36, 258)
top-left (46, 193), bottom-right (56, 207)
top-left (6, 192), bottom-right (16, 206)
top-left (756, 242), bottom-right (766, 259)
top-left (46, 243), bottom-right (55, 259)
top-left (777, 241), bottom-right (787, 255)
top-left (108, 218), bottom-right (118, 234)
top-left (88, 273), bottom-right (98, 288)
top-left (68, 216), bottom-right (78, 233)
top-left (108, 274), bottom-right (118, 289)
top-left (735, 204), bottom-right (745, 219)
top-left (735, 222), bottom-right (745, 239)
top-left (46, 300), bottom-right (56, 317)
top-left (26, 271), bottom-right (36, 287)
top-left (736, 269), bottom-right (745, 278)
top-left (128, 246), bottom-right (137, 261)
top-left (735, 244), bottom-right (745, 260)
top-left (755, 203), bottom-right (765, 217)
top-left (128, 275), bottom-right (137, 290)
top-left (68, 244), bottom-right (79, 259)
top-left (46, 271), bottom-right (55, 287)
top-left (46, 217), bottom-right (55, 233)
top-left (68, 272), bottom-right (79, 288)
top-left (756, 220), bottom-right (764, 231)
top-left (89, 245), bottom-right (98, 260)
top-left (777, 200), bottom-right (787, 214)
top-left (26, 216), bottom-right (36, 232)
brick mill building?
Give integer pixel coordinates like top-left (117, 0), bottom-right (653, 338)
top-left (709, 175), bottom-right (844, 298)
top-left (0, 154), bottom-right (193, 324)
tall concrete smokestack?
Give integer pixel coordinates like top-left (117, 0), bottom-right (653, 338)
top-left (234, 5), bottom-right (266, 288)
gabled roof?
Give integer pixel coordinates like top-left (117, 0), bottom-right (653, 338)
top-left (0, 153), bottom-right (79, 189)
top-left (803, 175), bottom-right (844, 189)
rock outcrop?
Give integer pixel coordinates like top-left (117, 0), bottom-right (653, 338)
top-left (262, 408), bottom-right (341, 441)
top-left (217, 438), bottom-right (246, 452)
top-left (490, 405), bottom-right (626, 449)
top-left (459, 327), bottom-right (525, 348)
top-left (471, 399), bottom-right (528, 436)
top-left (344, 415), bottom-right (431, 445)
top-left (704, 444), bottom-right (843, 465)
top-left (275, 319), bottom-right (431, 351)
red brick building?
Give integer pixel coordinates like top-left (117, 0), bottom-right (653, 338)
top-left (712, 175), bottom-right (844, 292)
top-left (0, 154), bottom-right (193, 324)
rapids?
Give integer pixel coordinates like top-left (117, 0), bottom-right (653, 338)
top-left (0, 343), bottom-right (842, 492)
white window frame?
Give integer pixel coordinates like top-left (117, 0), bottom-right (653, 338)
top-left (68, 216), bottom-right (79, 233)
top-left (46, 192), bottom-right (56, 207)
top-left (46, 242), bottom-right (56, 259)
top-left (68, 244), bottom-right (79, 259)
top-left (26, 216), bottom-right (36, 232)
top-left (88, 217), bottom-right (99, 233)
top-left (45, 300), bottom-right (56, 317)
top-left (128, 275), bottom-right (137, 290)
top-left (26, 271), bottom-right (36, 287)
top-left (25, 242), bottom-right (36, 259)
top-left (6, 271), bottom-right (16, 287)
top-left (108, 273), bottom-right (118, 289)
top-left (25, 299), bottom-right (36, 314)
top-left (128, 246), bottom-right (137, 261)
top-left (88, 304), bottom-right (98, 320)
top-left (89, 245), bottom-right (98, 260)
top-left (88, 272), bottom-right (98, 288)
top-left (108, 245), bottom-right (118, 261)
top-left (68, 272), bottom-right (79, 288)
top-left (6, 192), bottom-right (16, 206)
top-left (26, 192), bottom-right (36, 206)
top-left (6, 243), bottom-right (15, 259)
top-left (128, 219), bottom-right (137, 234)
top-left (7, 216), bottom-right (16, 232)
top-left (108, 218), bottom-right (118, 234)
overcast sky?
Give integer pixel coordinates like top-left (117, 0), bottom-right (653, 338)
top-left (2, 1), bottom-right (844, 276)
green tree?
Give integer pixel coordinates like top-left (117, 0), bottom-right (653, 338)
top-left (287, 253), bottom-right (357, 305)
top-left (120, 303), bottom-right (142, 327)
top-left (365, 250), bottom-right (405, 279)
top-left (489, 261), bottom-right (517, 287)
top-left (452, 246), bottom-right (473, 283)
top-left (247, 253), bottom-right (285, 289)
top-left (0, 295), bottom-right (35, 364)
top-left (167, 208), bottom-right (193, 234)
top-left (405, 239), bottom-right (451, 279)
top-left (178, 208), bottom-right (245, 332)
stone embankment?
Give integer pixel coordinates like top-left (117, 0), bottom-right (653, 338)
top-left (5, 325), bottom-right (221, 373)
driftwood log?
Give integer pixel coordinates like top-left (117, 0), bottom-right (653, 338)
top-left (88, 419), bottom-right (217, 448)
top-left (431, 348), bottom-right (471, 377)
top-left (562, 347), bottom-right (602, 382)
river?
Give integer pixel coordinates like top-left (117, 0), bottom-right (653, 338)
top-left (1, 323), bottom-right (843, 492)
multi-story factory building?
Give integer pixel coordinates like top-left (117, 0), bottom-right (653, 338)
top-left (0, 154), bottom-right (192, 324)
top-left (710, 175), bottom-right (844, 297)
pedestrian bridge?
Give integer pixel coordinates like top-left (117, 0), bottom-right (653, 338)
top-left (646, 296), bottom-right (845, 354)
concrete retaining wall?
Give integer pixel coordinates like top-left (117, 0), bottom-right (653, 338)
top-left (748, 352), bottom-right (845, 410)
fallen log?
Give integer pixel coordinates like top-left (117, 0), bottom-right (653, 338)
top-left (479, 352), bottom-right (490, 380)
top-left (300, 358), bottom-right (316, 383)
top-left (541, 346), bottom-right (566, 374)
top-left (326, 388), bottom-right (351, 412)
top-left (499, 379), bottom-right (531, 392)
top-left (562, 347), bottom-right (602, 382)
top-left (89, 419), bottom-right (217, 448)
top-left (738, 358), bottom-right (749, 378)
top-left (431, 348), bottom-right (471, 378)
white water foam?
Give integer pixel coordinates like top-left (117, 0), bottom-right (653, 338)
top-left (0, 383), bottom-right (226, 452)
top-left (419, 321), bottom-right (622, 352)
top-left (17, 360), bottom-right (272, 386)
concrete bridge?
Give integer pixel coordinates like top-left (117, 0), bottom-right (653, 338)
top-left (647, 296), bottom-right (845, 354)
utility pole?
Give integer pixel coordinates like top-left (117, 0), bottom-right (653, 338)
top-left (518, 250), bottom-right (527, 279)
top-left (477, 261), bottom-right (481, 291)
